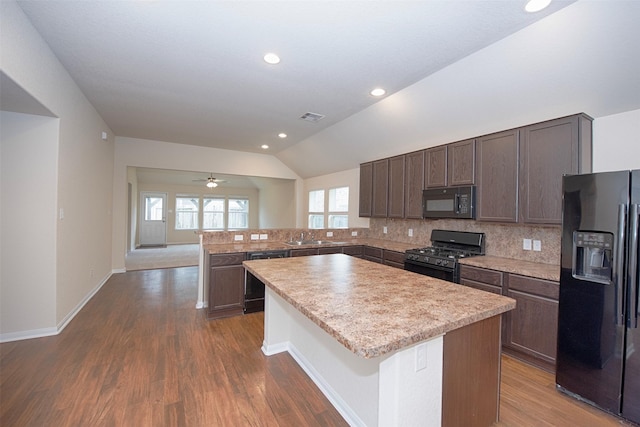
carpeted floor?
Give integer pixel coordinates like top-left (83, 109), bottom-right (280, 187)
top-left (125, 243), bottom-right (200, 271)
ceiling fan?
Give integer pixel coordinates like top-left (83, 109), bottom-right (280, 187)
top-left (192, 173), bottom-right (226, 188)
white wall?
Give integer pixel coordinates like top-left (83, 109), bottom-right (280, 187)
top-left (593, 109), bottom-right (640, 173)
top-left (112, 136), bottom-right (303, 270)
top-left (1, 0), bottom-right (114, 339)
top-left (258, 179), bottom-right (296, 229)
top-left (0, 112), bottom-right (59, 337)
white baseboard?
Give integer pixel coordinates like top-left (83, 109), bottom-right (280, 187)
top-left (112, 268), bottom-right (126, 274)
top-left (0, 271), bottom-right (112, 343)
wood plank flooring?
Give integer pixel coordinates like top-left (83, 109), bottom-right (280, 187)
top-left (1, 266), bottom-right (636, 426)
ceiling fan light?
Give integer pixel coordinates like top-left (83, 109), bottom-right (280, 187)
top-left (206, 181), bottom-right (216, 188)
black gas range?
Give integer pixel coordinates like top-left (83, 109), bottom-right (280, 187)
top-left (404, 230), bottom-right (485, 283)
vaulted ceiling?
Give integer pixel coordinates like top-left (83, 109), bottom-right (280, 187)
top-left (15, 0), bottom-right (575, 158)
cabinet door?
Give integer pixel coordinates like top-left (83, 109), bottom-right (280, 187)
top-left (383, 249), bottom-right (405, 269)
top-left (388, 155), bottom-right (405, 218)
top-left (363, 246), bottom-right (383, 263)
top-left (209, 264), bottom-right (245, 319)
top-left (425, 146), bottom-right (447, 188)
top-left (342, 245), bottom-right (364, 257)
top-left (448, 139), bottom-right (476, 186)
top-left (459, 265), bottom-right (503, 294)
top-left (404, 150), bottom-right (425, 219)
top-left (519, 114), bottom-right (592, 224)
top-left (504, 274), bottom-right (559, 372)
top-left (372, 159), bottom-right (389, 217)
top-left (359, 162), bottom-right (373, 217)
top-left (476, 129), bottom-right (519, 222)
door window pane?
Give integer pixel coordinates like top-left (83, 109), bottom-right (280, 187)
top-left (145, 196), bottom-right (164, 221)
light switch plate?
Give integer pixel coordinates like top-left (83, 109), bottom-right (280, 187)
top-left (383, 226), bottom-right (388, 234)
top-left (326, 231), bottom-right (334, 237)
top-left (523, 239), bottom-right (532, 250)
top-left (533, 240), bottom-right (542, 251)
top-left (351, 231), bottom-right (358, 237)
top-left (408, 228), bottom-right (413, 237)
top-left (250, 234), bottom-right (259, 240)
top-left (234, 235), bottom-right (243, 241)
top-left (259, 234), bottom-right (268, 240)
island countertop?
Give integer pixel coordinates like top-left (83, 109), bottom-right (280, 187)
top-left (243, 253), bottom-right (516, 359)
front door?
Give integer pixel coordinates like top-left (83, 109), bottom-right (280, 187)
top-left (139, 192), bottom-right (167, 246)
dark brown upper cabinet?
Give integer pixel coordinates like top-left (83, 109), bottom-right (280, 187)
top-left (448, 139), bottom-right (476, 186)
top-left (372, 158), bottom-right (389, 217)
top-left (476, 129), bottom-right (520, 223)
top-left (519, 114), bottom-right (592, 224)
top-left (359, 162), bottom-right (373, 217)
top-left (388, 155), bottom-right (406, 218)
top-left (424, 145), bottom-right (448, 188)
top-left (404, 150), bottom-right (425, 219)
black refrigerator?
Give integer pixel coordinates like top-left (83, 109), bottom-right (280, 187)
top-left (557, 170), bottom-right (640, 424)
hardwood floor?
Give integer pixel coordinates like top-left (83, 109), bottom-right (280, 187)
top-left (0, 266), bottom-right (635, 426)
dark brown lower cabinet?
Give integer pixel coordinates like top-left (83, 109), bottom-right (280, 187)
top-left (363, 246), bottom-right (383, 263)
top-left (459, 264), bottom-right (559, 373)
top-left (382, 249), bottom-right (405, 269)
top-left (290, 248), bottom-right (319, 257)
top-left (207, 252), bottom-right (246, 320)
top-left (503, 274), bottom-right (558, 372)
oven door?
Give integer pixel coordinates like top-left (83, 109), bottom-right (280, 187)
top-left (404, 261), bottom-right (457, 283)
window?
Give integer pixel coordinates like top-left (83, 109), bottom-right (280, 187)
top-left (203, 197), bottom-right (225, 230)
top-left (328, 186), bottom-right (349, 228)
top-left (228, 198), bottom-right (249, 229)
top-left (144, 196), bottom-right (164, 221)
top-left (308, 186), bottom-right (349, 229)
top-left (175, 196), bottom-right (199, 230)
top-left (308, 189), bottom-right (325, 229)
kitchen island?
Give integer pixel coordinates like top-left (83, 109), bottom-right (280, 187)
top-left (243, 254), bottom-right (516, 427)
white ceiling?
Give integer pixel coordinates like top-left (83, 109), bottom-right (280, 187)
top-left (14, 0), bottom-right (575, 157)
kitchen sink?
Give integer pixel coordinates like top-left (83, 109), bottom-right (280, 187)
top-left (284, 240), bottom-right (347, 246)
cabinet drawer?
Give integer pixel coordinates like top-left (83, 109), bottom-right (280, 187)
top-left (364, 246), bottom-right (383, 259)
top-left (342, 245), bottom-right (364, 256)
top-left (508, 274), bottom-right (559, 300)
top-left (459, 265), bottom-right (503, 287)
top-left (460, 278), bottom-right (502, 295)
top-left (383, 250), bottom-right (405, 265)
top-left (209, 252), bottom-right (245, 266)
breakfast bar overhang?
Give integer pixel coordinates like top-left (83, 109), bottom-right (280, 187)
top-left (243, 254), bottom-right (515, 427)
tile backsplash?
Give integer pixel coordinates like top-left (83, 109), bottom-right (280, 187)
top-left (368, 218), bottom-right (560, 265)
top-left (200, 219), bottom-right (560, 266)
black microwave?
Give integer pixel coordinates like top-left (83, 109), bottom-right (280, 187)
top-left (422, 186), bottom-right (476, 219)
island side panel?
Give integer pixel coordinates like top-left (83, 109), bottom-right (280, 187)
top-left (442, 315), bottom-right (502, 427)
top-left (378, 337), bottom-right (444, 427)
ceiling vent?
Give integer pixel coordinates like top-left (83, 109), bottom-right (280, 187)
top-left (299, 112), bottom-right (325, 123)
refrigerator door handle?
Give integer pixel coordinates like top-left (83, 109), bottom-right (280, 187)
top-left (629, 203), bottom-right (639, 328)
top-left (616, 203), bottom-right (628, 326)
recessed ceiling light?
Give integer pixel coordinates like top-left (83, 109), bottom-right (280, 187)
top-left (278, 133), bottom-right (287, 139)
top-left (263, 53), bottom-right (280, 65)
top-left (370, 88), bottom-right (386, 97)
top-left (525, 0), bottom-right (551, 13)
top-left (261, 144), bottom-right (269, 149)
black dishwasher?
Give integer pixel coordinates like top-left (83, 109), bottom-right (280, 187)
top-left (245, 250), bottom-right (289, 313)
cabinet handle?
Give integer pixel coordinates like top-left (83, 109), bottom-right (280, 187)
top-left (616, 204), bottom-right (627, 326)
top-left (628, 204), bottom-right (639, 328)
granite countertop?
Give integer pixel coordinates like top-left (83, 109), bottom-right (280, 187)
top-left (203, 238), bottom-right (414, 255)
top-left (243, 254), bottom-right (516, 359)
top-left (459, 255), bottom-right (560, 282)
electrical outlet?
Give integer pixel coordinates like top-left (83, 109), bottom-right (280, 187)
top-left (351, 231), bottom-right (358, 237)
top-left (416, 343), bottom-right (427, 372)
top-left (250, 234), bottom-right (259, 240)
top-left (523, 238), bottom-right (532, 250)
top-left (260, 234), bottom-right (268, 240)
top-left (533, 240), bottom-right (542, 251)
top-left (408, 228), bottom-right (413, 237)
top-left (326, 231), bottom-right (334, 237)
top-left (234, 235), bottom-right (243, 241)
top-left (383, 226), bottom-right (388, 234)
